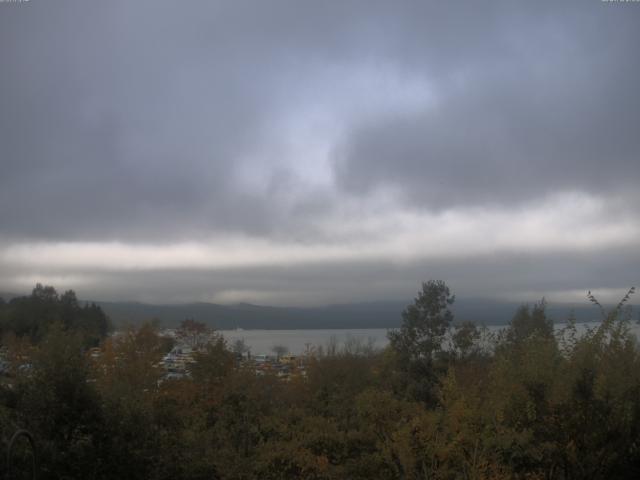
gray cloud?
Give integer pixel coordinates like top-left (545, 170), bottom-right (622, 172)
top-left (0, 1), bottom-right (296, 240)
top-left (335, 3), bottom-right (640, 209)
top-left (1, 1), bottom-right (639, 304)
top-left (2, 1), bottom-right (636, 240)
top-left (3, 247), bottom-right (637, 306)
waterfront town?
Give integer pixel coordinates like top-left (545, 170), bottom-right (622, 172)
top-left (0, 320), bottom-right (311, 386)
top-left (156, 326), bottom-right (308, 382)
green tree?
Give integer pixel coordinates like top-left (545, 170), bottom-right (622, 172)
top-left (0, 285), bottom-right (110, 346)
top-left (388, 280), bottom-right (455, 362)
top-left (506, 299), bottom-right (553, 344)
top-left (387, 280), bottom-right (455, 404)
top-left (451, 320), bottom-right (482, 360)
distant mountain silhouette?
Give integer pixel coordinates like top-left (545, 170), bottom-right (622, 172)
top-left (0, 292), bottom-right (21, 301)
top-left (95, 298), bottom-right (615, 330)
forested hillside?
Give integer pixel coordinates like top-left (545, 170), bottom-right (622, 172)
top-left (0, 282), bottom-right (638, 479)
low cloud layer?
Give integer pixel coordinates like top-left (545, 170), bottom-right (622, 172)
top-left (1, 1), bottom-right (638, 305)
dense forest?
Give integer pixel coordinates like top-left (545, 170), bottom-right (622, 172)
top-left (0, 281), bottom-right (639, 479)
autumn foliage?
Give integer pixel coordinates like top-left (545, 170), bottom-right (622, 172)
top-left (0, 282), bottom-right (639, 479)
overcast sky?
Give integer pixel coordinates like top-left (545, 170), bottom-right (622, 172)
top-left (1, 0), bottom-right (639, 306)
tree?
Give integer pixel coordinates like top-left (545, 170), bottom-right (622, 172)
top-left (231, 338), bottom-right (250, 358)
top-left (31, 283), bottom-right (58, 303)
top-left (191, 335), bottom-right (234, 384)
top-left (17, 323), bottom-right (102, 478)
top-left (271, 344), bottom-right (288, 362)
top-left (451, 320), bottom-right (482, 360)
top-left (388, 280), bottom-right (455, 362)
top-left (175, 318), bottom-right (209, 350)
top-left (387, 280), bottom-right (455, 404)
top-left (588, 286), bottom-right (636, 321)
top-left (507, 299), bottom-right (553, 344)
top-left (0, 284), bottom-right (111, 346)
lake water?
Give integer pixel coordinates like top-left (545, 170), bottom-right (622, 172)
top-left (219, 328), bottom-right (389, 355)
top-left (220, 321), bottom-right (640, 355)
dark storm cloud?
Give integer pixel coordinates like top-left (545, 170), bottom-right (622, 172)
top-left (3, 1), bottom-right (638, 241)
top-left (1, 1), bottom-right (639, 305)
top-left (0, 0), bottom-right (318, 240)
top-left (335, 3), bottom-right (640, 208)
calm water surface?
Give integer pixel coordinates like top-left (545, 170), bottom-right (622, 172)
top-left (220, 322), bottom-right (640, 355)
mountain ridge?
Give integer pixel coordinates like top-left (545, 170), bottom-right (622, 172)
top-left (94, 298), bottom-right (618, 330)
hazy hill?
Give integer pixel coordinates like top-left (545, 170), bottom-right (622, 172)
top-left (96, 298), bottom-right (616, 330)
top-left (3, 289), bottom-right (625, 329)
top-left (0, 292), bottom-right (21, 301)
